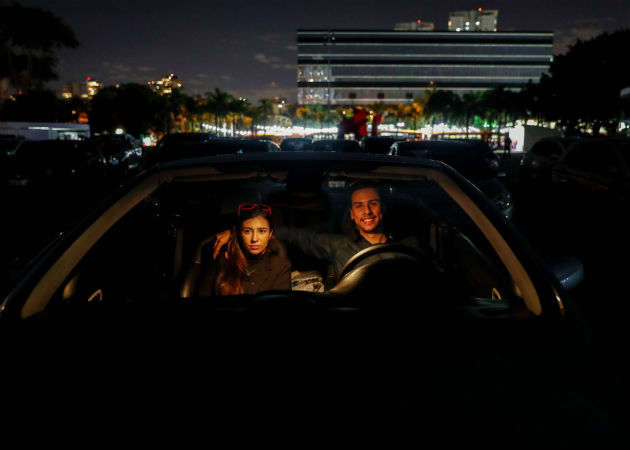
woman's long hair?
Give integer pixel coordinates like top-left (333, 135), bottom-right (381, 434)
top-left (215, 206), bottom-right (273, 295)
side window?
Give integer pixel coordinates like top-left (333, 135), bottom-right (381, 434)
top-left (565, 143), bottom-right (624, 178)
top-left (48, 196), bottom-right (179, 310)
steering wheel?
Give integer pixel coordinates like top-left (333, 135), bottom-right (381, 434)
top-left (338, 243), bottom-right (438, 280)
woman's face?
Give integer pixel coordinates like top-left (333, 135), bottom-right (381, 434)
top-left (239, 215), bottom-right (272, 256)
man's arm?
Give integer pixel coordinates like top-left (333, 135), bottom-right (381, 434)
top-left (276, 226), bottom-right (346, 263)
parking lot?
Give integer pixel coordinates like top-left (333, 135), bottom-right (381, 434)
top-left (497, 151), bottom-right (630, 391)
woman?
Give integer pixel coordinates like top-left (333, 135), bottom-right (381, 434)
top-left (198, 203), bottom-right (291, 296)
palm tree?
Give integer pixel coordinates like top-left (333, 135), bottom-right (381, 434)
top-left (387, 103), bottom-right (411, 136)
top-left (205, 88), bottom-right (236, 135)
top-left (257, 98), bottom-right (274, 129)
top-left (461, 91), bottom-right (483, 138)
top-left (228, 97), bottom-right (249, 136)
top-left (425, 89), bottom-right (462, 134)
top-left (409, 99), bottom-right (424, 133)
top-left (294, 106), bottom-right (311, 127)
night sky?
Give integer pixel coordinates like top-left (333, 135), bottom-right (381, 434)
top-left (17, 0), bottom-right (630, 102)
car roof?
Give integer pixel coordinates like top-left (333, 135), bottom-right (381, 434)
top-left (157, 132), bottom-right (216, 143)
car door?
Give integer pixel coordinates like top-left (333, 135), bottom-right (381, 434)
top-left (553, 141), bottom-right (628, 195)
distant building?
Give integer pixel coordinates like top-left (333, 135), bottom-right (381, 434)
top-left (394, 20), bottom-right (435, 31)
top-left (148, 74), bottom-right (183, 95)
top-left (448, 9), bottom-right (498, 32)
top-left (0, 121), bottom-right (90, 140)
top-left (272, 96), bottom-right (288, 116)
top-left (297, 20), bottom-right (553, 106)
top-left (61, 77), bottom-right (103, 99)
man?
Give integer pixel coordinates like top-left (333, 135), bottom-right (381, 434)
top-left (213, 181), bottom-right (420, 281)
top-left (503, 132), bottom-right (512, 158)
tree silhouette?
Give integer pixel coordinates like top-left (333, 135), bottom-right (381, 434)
top-left (0, 2), bottom-right (78, 94)
top-left (90, 83), bottom-right (164, 136)
top-left (533, 29), bottom-right (630, 135)
top-left (205, 88), bottom-right (237, 135)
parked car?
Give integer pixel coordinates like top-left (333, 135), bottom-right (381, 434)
top-left (310, 139), bottom-right (361, 152)
top-left (389, 139), bottom-right (514, 219)
top-left (359, 136), bottom-right (401, 154)
top-left (147, 136), bottom-right (279, 166)
top-left (280, 137), bottom-right (313, 151)
top-left (550, 136), bottom-right (630, 204)
top-left (89, 133), bottom-right (143, 179)
top-left (519, 136), bottom-right (580, 185)
top-left (145, 132), bottom-right (217, 167)
top-left (0, 137), bottom-right (23, 187)
top-left (2, 151), bottom-right (627, 447)
top-left (441, 138), bottom-right (501, 176)
top-left (0, 136), bottom-right (23, 156)
top-left (5, 139), bottom-right (108, 191)
top-left (3, 140), bottom-right (114, 271)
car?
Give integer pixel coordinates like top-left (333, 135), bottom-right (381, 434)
top-left (388, 139), bottom-right (514, 219)
top-left (441, 138), bottom-right (502, 176)
top-left (359, 136), bottom-right (401, 154)
top-left (280, 137), bottom-right (313, 151)
top-left (0, 136), bottom-right (23, 156)
top-left (1, 151), bottom-right (627, 447)
top-left (146, 136), bottom-right (279, 166)
top-left (5, 139), bottom-right (109, 191)
top-left (310, 138), bottom-right (362, 152)
top-left (3, 139), bottom-right (115, 272)
top-left (144, 131), bottom-right (217, 167)
top-left (550, 136), bottom-right (630, 204)
top-left (0, 137), bottom-right (23, 188)
top-left (89, 133), bottom-right (144, 179)
top-left (519, 136), bottom-right (580, 185)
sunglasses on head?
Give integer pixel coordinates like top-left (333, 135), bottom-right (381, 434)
top-left (238, 203), bottom-right (272, 217)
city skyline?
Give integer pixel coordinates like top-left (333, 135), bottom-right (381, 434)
top-left (15, 0), bottom-right (630, 102)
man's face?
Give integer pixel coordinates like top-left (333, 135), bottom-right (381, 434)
top-left (350, 187), bottom-right (383, 235)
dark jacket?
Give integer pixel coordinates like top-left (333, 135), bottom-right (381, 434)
top-left (197, 249), bottom-right (291, 296)
top-left (277, 227), bottom-right (420, 277)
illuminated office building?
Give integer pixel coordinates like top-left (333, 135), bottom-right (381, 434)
top-left (297, 21), bottom-right (553, 106)
top-left (448, 9), bottom-right (498, 32)
top-left (61, 77), bottom-right (103, 99)
top-left (148, 74), bottom-right (183, 95)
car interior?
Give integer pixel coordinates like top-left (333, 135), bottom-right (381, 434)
top-left (14, 161), bottom-right (545, 322)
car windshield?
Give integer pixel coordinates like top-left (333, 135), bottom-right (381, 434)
top-left (21, 158), bottom-right (542, 321)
